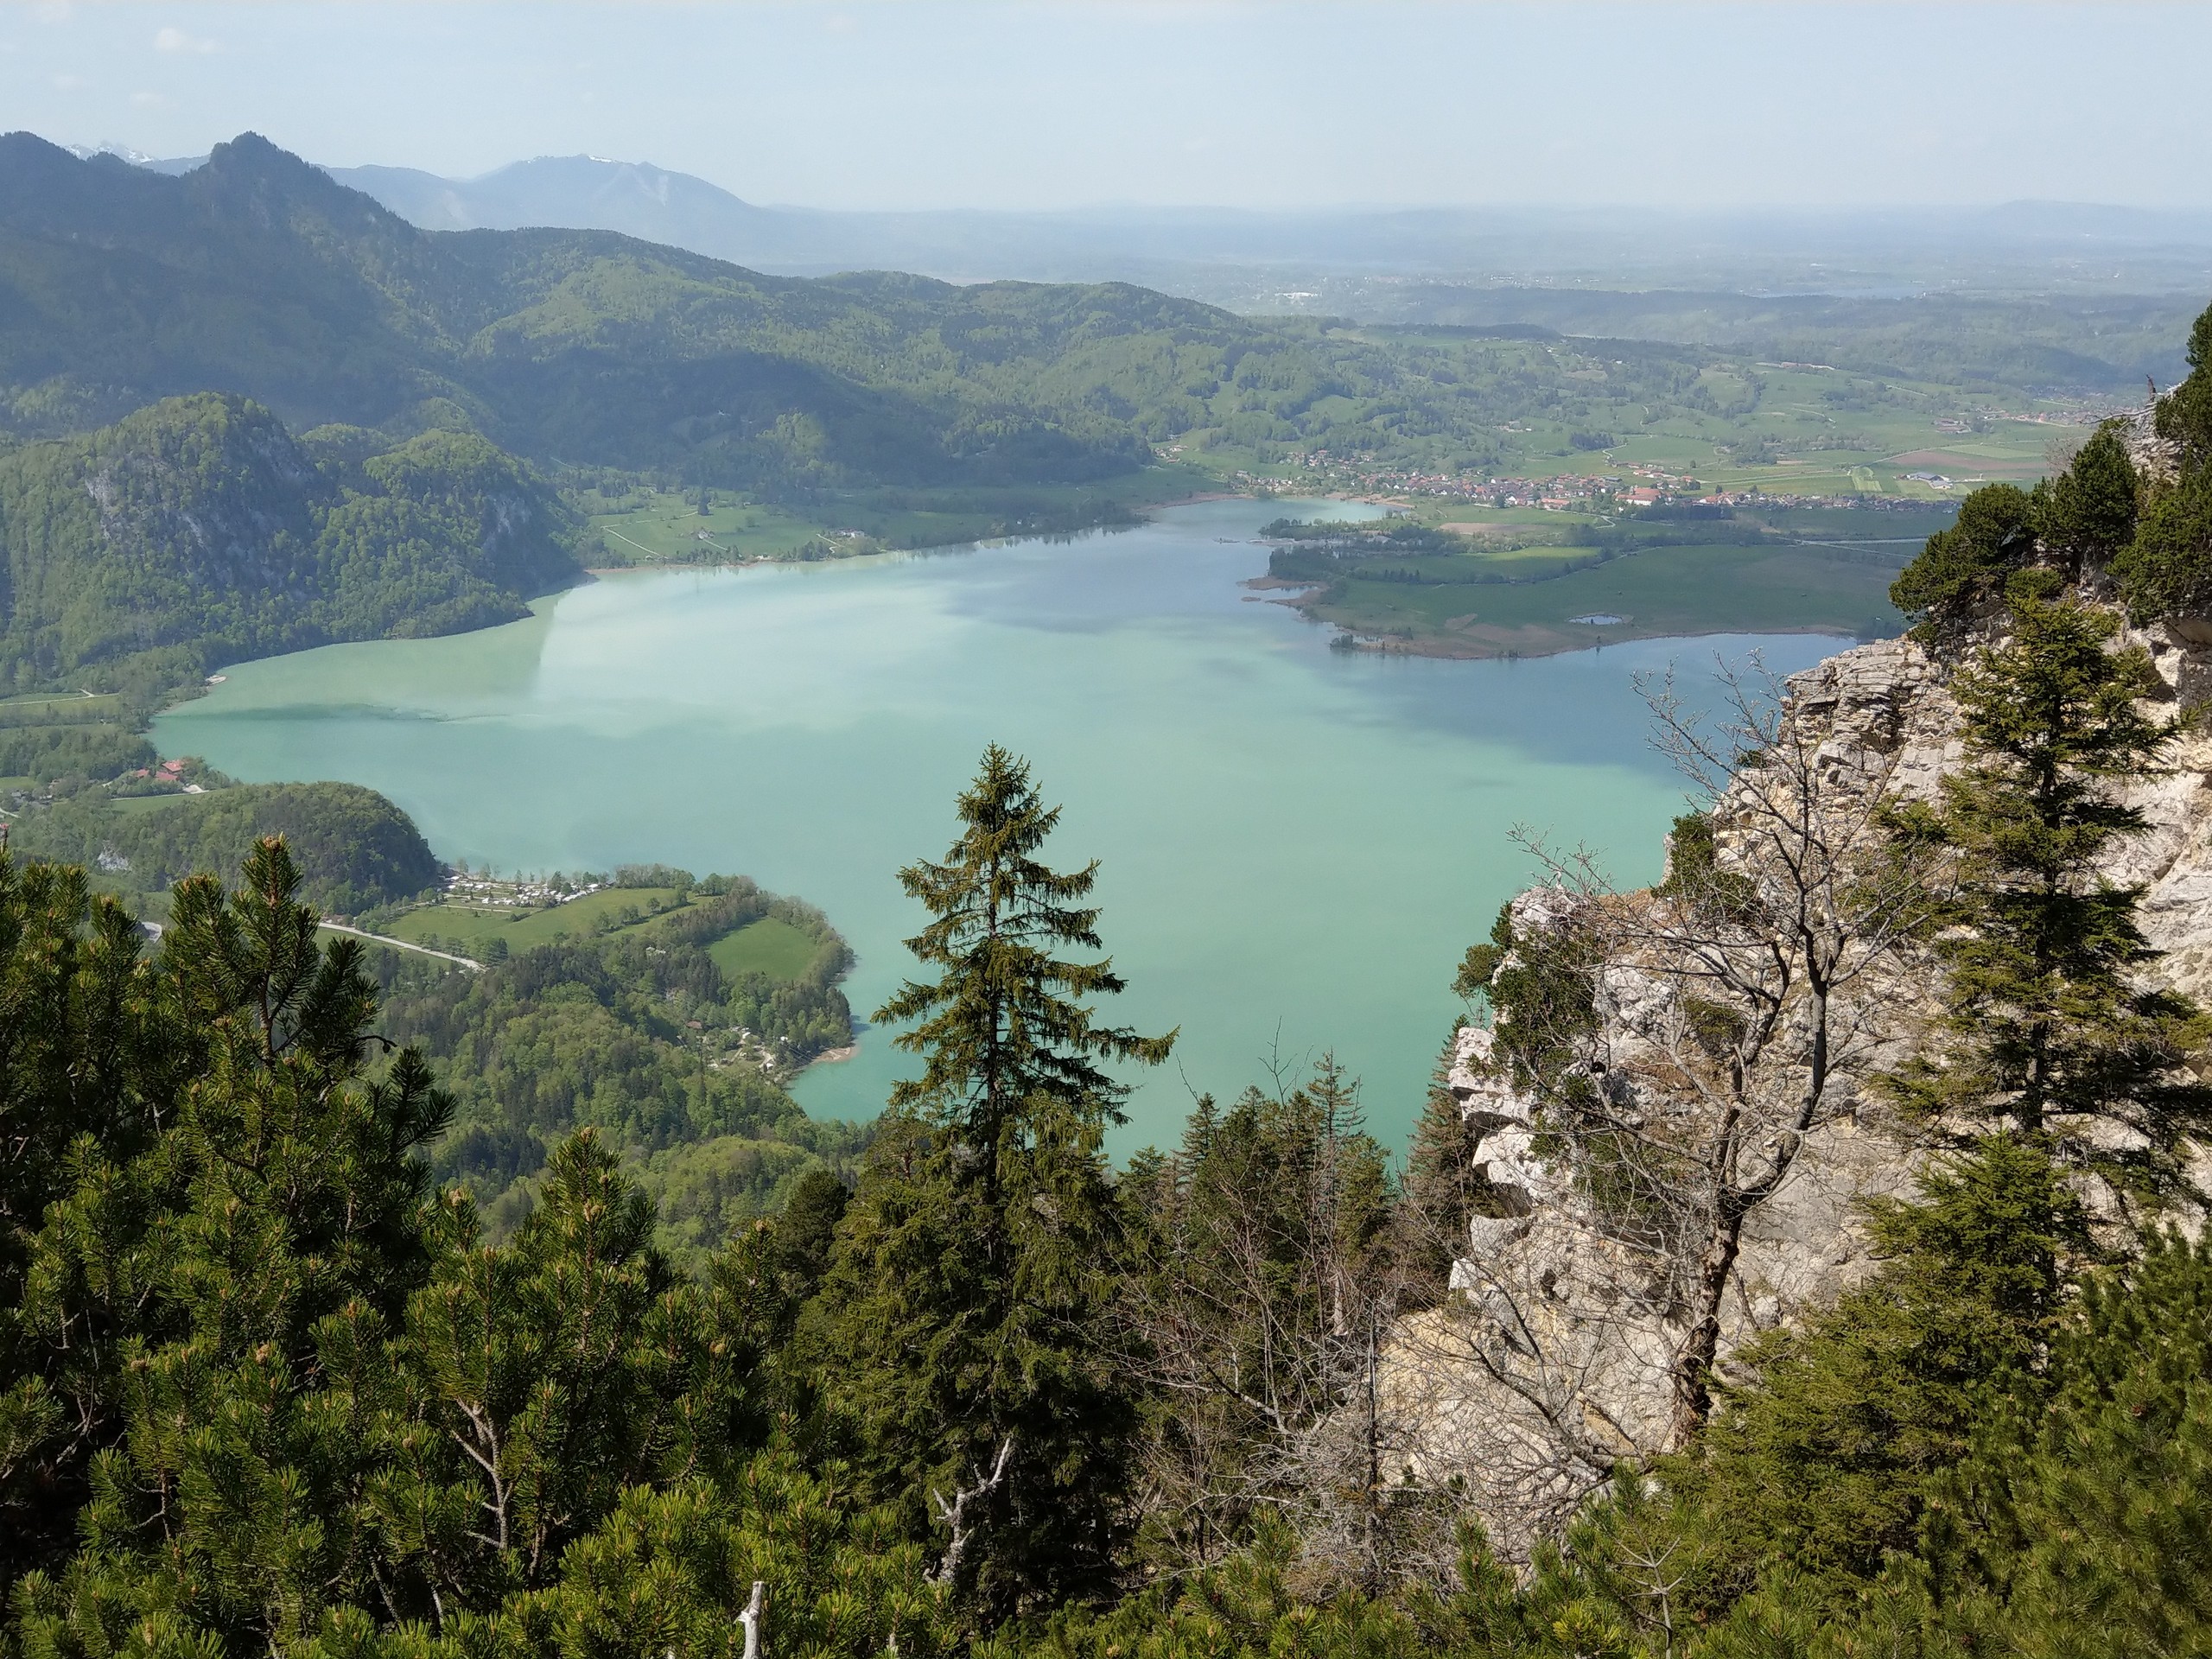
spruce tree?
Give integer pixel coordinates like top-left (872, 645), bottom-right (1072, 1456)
top-left (1118, 1061), bottom-right (1417, 1586)
top-left (802, 747), bottom-right (1173, 1619)
top-left (1885, 584), bottom-right (2212, 1195)
top-left (876, 743), bottom-right (1174, 1153)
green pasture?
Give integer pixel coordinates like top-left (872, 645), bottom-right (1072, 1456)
top-left (708, 917), bottom-right (820, 982)
top-left (0, 691), bottom-right (125, 717)
top-left (109, 791), bottom-right (200, 816)
top-left (387, 886), bottom-right (686, 950)
top-left (586, 491), bottom-right (826, 564)
top-left (382, 889), bottom-right (822, 984)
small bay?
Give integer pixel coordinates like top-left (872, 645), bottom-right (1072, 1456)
top-left (156, 499), bottom-right (1839, 1154)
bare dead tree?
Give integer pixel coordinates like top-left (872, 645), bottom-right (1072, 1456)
top-left (927, 1435), bottom-right (1015, 1591)
top-left (1115, 1058), bottom-right (1458, 1588)
top-left (1414, 651), bottom-right (1941, 1518)
top-left (1629, 654), bottom-right (1941, 1434)
top-left (736, 1580), bottom-right (766, 1659)
top-left (1383, 1070), bottom-right (1676, 1554)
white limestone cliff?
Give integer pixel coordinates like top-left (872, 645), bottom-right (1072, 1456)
top-left (1401, 625), bottom-right (2212, 1554)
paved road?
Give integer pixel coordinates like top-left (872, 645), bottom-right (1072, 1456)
top-left (318, 920), bottom-right (482, 971)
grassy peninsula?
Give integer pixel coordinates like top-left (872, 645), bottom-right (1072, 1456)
top-left (1262, 503), bottom-right (1954, 657)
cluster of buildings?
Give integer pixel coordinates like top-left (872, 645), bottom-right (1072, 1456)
top-left (442, 870), bottom-right (604, 910)
top-left (1261, 454), bottom-right (1639, 508)
top-left (119, 758), bottom-right (207, 794)
top-left (1258, 451), bottom-right (1955, 516)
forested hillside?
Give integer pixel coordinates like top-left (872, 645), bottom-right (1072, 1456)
top-left (17, 304), bottom-right (2211, 1656)
top-left (0, 391), bottom-right (578, 692)
top-left (1, 132), bottom-right (2093, 512)
top-left (368, 870), bottom-right (862, 1261)
top-left (6, 779), bottom-right (441, 914)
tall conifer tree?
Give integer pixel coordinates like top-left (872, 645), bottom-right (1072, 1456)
top-left (1886, 584), bottom-right (2212, 1195)
top-left (802, 747), bottom-right (1173, 1619)
top-left (877, 742), bottom-right (1174, 1152)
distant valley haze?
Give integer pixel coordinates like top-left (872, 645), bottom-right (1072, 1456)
top-left (54, 142), bottom-right (2212, 321)
top-left (10, 1), bottom-right (2212, 219)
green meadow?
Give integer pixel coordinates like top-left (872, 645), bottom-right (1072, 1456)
top-left (378, 887), bottom-right (826, 986)
top-left (708, 916), bottom-right (823, 982)
top-left (385, 886), bottom-right (689, 951)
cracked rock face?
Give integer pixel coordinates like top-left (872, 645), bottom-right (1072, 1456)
top-left (1405, 628), bottom-right (2212, 1549)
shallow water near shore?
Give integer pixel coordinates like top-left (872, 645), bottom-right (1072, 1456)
top-left (157, 498), bottom-right (1840, 1156)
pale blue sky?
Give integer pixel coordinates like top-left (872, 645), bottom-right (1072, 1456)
top-left (3, 2), bottom-right (2208, 210)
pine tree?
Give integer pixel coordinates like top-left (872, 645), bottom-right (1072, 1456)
top-left (9, 838), bottom-right (451, 1654)
top-left (0, 853), bottom-right (172, 1582)
top-left (802, 748), bottom-right (1172, 1619)
top-left (1901, 1230), bottom-right (2212, 1659)
top-left (2032, 420), bottom-right (2139, 580)
top-left (1707, 1233), bottom-right (2212, 1659)
top-left (1889, 484), bottom-right (2037, 645)
top-left (379, 1129), bottom-right (766, 1620)
top-left (2152, 297), bottom-right (2212, 472)
top-left (2116, 303), bottom-right (2212, 622)
top-left (1885, 584), bottom-right (2212, 1195)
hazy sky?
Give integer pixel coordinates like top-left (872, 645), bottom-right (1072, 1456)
top-left (3, 2), bottom-right (2209, 211)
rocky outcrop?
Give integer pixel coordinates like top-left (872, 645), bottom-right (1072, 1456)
top-left (1408, 624), bottom-right (2212, 1553)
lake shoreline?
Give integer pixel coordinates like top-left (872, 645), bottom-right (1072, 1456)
top-left (150, 499), bottom-right (1850, 1150)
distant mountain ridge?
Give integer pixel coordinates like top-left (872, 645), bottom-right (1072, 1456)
top-left (47, 137), bottom-right (2210, 396)
top-left (0, 130), bottom-right (1190, 486)
top-left (325, 156), bottom-right (802, 252)
top-left (108, 146), bottom-right (2212, 293)
top-left (309, 168), bottom-right (2212, 295)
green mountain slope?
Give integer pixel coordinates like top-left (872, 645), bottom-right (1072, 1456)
top-left (0, 130), bottom-right (2126, 579)
top-left (0, 132), bottom-right (1159, 489)
top-left (8, 779), bottom-right (440, 914)
top-left (0, 392), bottom-right (579, 689)
top-left (1, 130), bottom-right (2011, 502)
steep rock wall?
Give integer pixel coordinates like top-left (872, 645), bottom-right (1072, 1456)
top-left (1410, 626), bottom-right (2212, 1551)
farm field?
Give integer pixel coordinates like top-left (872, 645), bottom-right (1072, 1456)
top-left (586, 490), bottom-right (826, 564)
top-left (709, 916), bottom-right (822, 982)
top-left (385, 885), bottom-right (689, 950)
top-left (378, 887), bottom-right (826, 986)
top-left (1235, 333), bottom-right (2101, 505)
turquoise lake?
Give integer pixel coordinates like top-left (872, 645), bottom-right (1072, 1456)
top-left (156, 498), bottom-right (1839, 1157)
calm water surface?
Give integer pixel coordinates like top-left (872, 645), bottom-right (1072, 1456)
top-left (156, 499), bottom-right (1839, 1155)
